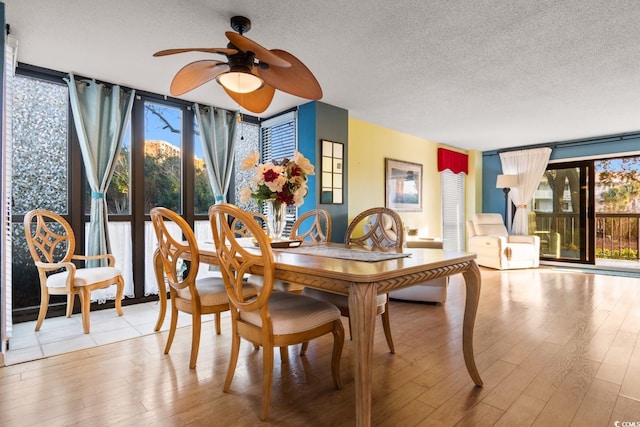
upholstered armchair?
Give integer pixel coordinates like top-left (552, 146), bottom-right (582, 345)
top-left (466, 213), bottom-right (540, 270)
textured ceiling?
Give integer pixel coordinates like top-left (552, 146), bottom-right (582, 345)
top-left (4, 0), bottom-right (640, 152)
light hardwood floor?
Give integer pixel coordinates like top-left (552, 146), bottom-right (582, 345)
top-left (1, 266), bottom-right (639, 426)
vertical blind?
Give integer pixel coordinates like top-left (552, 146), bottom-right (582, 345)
top-left (260, 111), bottom-right (298, 234)
top-left (441, 169), bottom-right (465, 252)
top-left (1, 34), bottom-right (17, 350)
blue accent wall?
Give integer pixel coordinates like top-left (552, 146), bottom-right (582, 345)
top-left (298, 101), bottom-right (349, 242)
top-left (482, 132), bottom-right (640, 220)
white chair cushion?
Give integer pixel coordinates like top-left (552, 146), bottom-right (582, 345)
top-left (240, 291), bottom-right (341, 335)
top-left (472, 213), bottom-right (509, 237)
top-left (177, 277), bottom-right (256, 306)
top-left (47, 266), bottom-right (122, 288)
top-left (302, 288), bottom-right (387, 309)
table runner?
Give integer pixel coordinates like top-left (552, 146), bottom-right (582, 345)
top-left (276, 244), bottom-right (411, 262)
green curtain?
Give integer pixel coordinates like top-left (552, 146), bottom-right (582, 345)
top-left (65, 74), bottom-right (135, 267)
top-left (194, 104), bottom-right (238, 203)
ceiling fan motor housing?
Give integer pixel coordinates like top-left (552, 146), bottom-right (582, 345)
top-left (230, 16), bottom-right (251, 35)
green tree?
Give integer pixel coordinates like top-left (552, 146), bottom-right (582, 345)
top-left (106, 146), bottom-right (130, 214)
top-left (144, 150), bottom-right (181, 212)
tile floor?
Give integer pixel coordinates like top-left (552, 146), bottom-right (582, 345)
top-left (4, 300), bottom-right (224, 365)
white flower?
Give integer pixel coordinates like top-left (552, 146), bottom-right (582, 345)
top-left (240, 150), bottom-right (260, 170)
top-left (239, 186), bottom-right (253, 204)
top-left (293, 188), bottom-right (307, 206)
top-left (292, 150), bottom-right (315, 176)
top-left (265, 174), bottom-right (287, 193)
top-left (238, 150), bottom-right (314, 207)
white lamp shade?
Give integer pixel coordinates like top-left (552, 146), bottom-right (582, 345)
top-left (217, 72), bottom-right (264, 94)
top-left (496, 174), bottom-right (518, 189)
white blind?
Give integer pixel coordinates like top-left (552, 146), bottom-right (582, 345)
top-left (1, 34), bottom-right (18, 350)
top-left (441, 169), bottom-right (465, 252)
top-left (260, 111), bottom-right (297, 235)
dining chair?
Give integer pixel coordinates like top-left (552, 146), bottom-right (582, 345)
top-left (303, 206), bottom-right (403, 353)
top-left (209, 203), bottom-right (344, 421)
top-left (290, 208), bottom-right (332, 243)
top-left (231, 211), bottom-right (270, 237)
top-left (256, 208), bottom-right (332, 296)
top-left (23, 209), bottom-right (125, 334)
top-left (151, 207), bottom-right (256, 369)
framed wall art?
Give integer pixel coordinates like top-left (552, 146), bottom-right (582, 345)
top-left (385, 158), bottom-right (422, 211)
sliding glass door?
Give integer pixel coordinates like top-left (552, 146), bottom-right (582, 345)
top-left (530, 161), bottom-right (595, 264)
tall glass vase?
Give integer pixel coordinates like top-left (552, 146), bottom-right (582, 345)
top-left (266, 199), bottom-right (287, 240)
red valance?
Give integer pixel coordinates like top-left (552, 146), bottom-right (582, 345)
top-left (437, 148), bottom-right (468, 175)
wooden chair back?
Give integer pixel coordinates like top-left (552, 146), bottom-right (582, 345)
top-left (150, 207), bottom-right (200, 293)
top-left (232, 211), bottom-right (270, 238)
top-left (345, 207), bottom-right (404, 249)
top-left (24, 209), bottom-right (75, 265)
top-left (290, 209), bottom-right (332, 242)
top-left (209, 203), bottom-right (273, 312)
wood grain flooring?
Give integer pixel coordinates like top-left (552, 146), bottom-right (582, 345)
top-left (1, 266), bottom-right (639, 426)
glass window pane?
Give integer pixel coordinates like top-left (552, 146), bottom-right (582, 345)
top-left (235, 122), bottom-right (261, 212)
top-left (12, 75), bottom-right (68, 214)
top-left (107, 127), bottom-right (131, 214)
top-left (83, 125), bottom-right (132, 215)
top-left (193, 119), bottom-right (215, 215)
top-left (144, 102), bottom-right (182, 214)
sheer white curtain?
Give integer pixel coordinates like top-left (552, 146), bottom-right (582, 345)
top-left (499, 147), bottom-right (552, 235)
top-left (145, 221), bottom-right (178, 296)
top-left (144, 220), bottom-right (216, 295)
top-left (86, 222), bottom-right (134, 302)
top-left (194, 220), bottom-right (219, 279)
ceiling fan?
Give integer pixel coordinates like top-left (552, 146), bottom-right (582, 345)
top-left (153, 15), bottom-right (322, 114)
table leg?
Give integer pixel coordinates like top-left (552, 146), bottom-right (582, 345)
top-left (348, 283), bottom-right (377, 427)
top-left (153, 248), bottom-right (167, 332)
top-left (461, 261), bottom-right (483, 386)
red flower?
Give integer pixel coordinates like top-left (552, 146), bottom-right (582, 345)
top-left (275, 187), bottom-right (295, 205)
top-left (263, 168), bottom-right (280, 183)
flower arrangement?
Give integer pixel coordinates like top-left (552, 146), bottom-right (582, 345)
top-left (239, 149), bottom-right (315, 207)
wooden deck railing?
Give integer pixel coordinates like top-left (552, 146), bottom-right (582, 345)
top-left (532, 212), bottom-right (640, 260)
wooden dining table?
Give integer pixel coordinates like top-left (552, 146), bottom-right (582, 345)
top-left (154, 242), bottom-right (483, 426)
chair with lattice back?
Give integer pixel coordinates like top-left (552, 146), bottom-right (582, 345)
top-left (151, 206), bottom-right (257, 369)
top-left (23, 209), bottom-right (124, 334)
top-left (290, 209), bottom-right (332, 243)
top-left (303, 207), bottom-right (403, 353)
top-left (209, 203), bottom-right (344, 421)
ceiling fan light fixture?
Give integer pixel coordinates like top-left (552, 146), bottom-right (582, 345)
top-left (217, 70), bottom-right (264, 94)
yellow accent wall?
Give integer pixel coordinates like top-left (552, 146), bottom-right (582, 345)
top-left (348, 117), bottom-right (444, 238)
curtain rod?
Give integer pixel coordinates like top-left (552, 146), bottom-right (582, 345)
top-left (490, 131), bottom-right (640, 156)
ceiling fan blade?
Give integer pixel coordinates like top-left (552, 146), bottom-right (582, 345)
top-left (257, 49), bottom-right (322, 100)
top-left (225, 32), bottom-right (291, 68)
top-left (154, 47), bottom-right (238, 57)
top-left (170, 60), bottom-right (230, 96)
top-left (223, 83), bottom-right (276, 114)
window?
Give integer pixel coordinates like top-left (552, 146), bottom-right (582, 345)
top-left (193, 120), bottom-right (216, 215)
top-left (260, 111), bottom-right (298, 232)
top-left (12, 75), bottom-right (69, 215)
top-left (9, 64), bottom-right (264, 320)
top-left (11, 74), bottom-right (70, 310)
top-left (144, 102), bottom-right (182, 214)
top-left (441, 169), bottom-right (465, 251)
